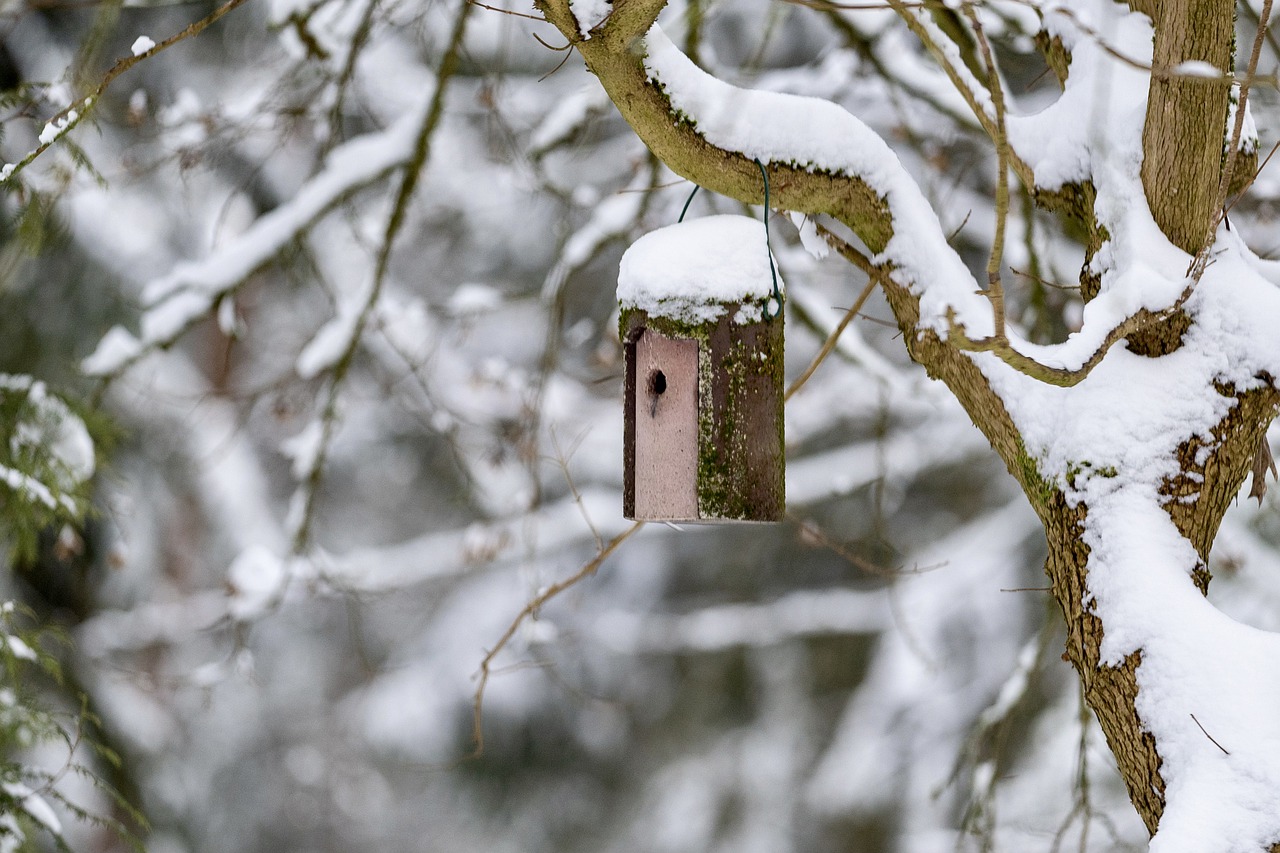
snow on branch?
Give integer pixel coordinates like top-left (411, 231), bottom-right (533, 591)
top-left (1, 0), bottom-right (251, 187)
top-left (81, 98), bottom-right (429, 378)
top-left (287, 0), bottom-right (474, 555)
top-left (638, 25), bottom-right (989, 332)
top-left (589, 587), bottom-right (889, 655)
top-left (321, 487), bottom-right (627, 593)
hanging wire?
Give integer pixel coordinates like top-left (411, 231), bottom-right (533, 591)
top-left (754, 157), bottom-right (784, 320)
top-left (678, 184), bottom-right (700, 222)
top-left (674, 160), bottom-right (784, 319)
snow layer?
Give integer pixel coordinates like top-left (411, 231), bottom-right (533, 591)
top-left (81, 94), bottom-right (429, 377)
top-left (642, 26), bottom-right (988, 333)
top-left (617, 214), bottom-right (782, 323)
top-left (569, 0), bottom-right (610, 37)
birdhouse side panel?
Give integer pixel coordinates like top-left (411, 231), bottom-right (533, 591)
top-left (698, 310), bottom-right (785, 521)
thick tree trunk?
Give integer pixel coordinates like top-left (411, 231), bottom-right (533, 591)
top-left (1037, 385), bottom-right (1280, 834)
top-left (1141, 0), bottom-right (1233, 255)
top-left (1041, 501), bottom-right (1165, 835)
top-left (1127, 0), bottom-right (1233, 357)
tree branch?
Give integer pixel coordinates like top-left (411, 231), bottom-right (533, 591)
top-left (532, 1), bottom-right (1040, 499)
top-left (470, 521), bottom-right (643, 756)
top-left (2, 0), bottom-right (251, 185)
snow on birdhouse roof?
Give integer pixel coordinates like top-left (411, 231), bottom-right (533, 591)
top-left (618, 214), bottom-right (782, 324)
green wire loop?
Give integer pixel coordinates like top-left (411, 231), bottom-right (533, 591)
top-left (673, 160), bottom-right (783, 320)
top-left (755, 157), bottom-right (784, 320)
top-left (678, 184), bottom-right (700, 223)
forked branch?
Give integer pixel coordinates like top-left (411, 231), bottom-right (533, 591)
top-left (471, 522), bottom-right (643, 755)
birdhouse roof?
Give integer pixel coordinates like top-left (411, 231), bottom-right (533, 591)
top-left (618, 214), bottom-right (783, 324)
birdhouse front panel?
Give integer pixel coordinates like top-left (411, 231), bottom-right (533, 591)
top-left (632, 329), bottom-right (698, 520)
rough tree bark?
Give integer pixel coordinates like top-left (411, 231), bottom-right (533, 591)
top-left (535, 0), bottom-right (1280, 841)
top-left (1142, 0), bottom-right (1234, 254)
top-left (1128, 0), bottom-right (1233, 356)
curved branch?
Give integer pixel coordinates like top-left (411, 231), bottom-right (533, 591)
top-left (946, 296), bottom-right (1187, 388)
top-left (538, 0), bottom-right (894, 246)
top-left (534, 0), bottom-right (1037, 495)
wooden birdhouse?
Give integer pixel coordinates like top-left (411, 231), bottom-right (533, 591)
top-left (618, 215), bottom-right (785, 523)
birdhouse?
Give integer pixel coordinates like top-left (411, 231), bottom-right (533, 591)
top-left (618, 215), bottom-right (785, 523)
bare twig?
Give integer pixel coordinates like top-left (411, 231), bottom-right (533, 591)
top-left (1192, 0), bottom-right (1273, 281)
top-left (470, 521), bottom-right (644, 756)
top-left (1052, 685), bottom-right (1115, 853)
top-left (550, 429), bottom-right (603, 549)
top-left (789, 513), bottom-right (942, 577)
top-left (885, 0), bottom-right (999, 141)
top-left (1010, 266), bottom-right (1079, 293)
top-left (794, 0), bottom-right (1277, 86)
top-left (1190, 713), bottom-right (1231, 755)
top-left (292, 0), bottom-right (475, 552)
top-left (946, 209), bottom-right (973, 243)
top-left (785, 274), bottom-right (880, 400)
top-left (467, 0), bottom-right (547, 20)
top-left (3, 0), bottom-right (251, 184)
top-left (781, 220), bottom-right (904, 398)
top-left (1225, 138), bottom-right (1280, 219)
top-left (321, 0), bottom-right (381, 155)
top-left (962, 2), bottom-right (1009, 340)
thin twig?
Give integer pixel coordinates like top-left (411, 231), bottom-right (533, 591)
top-left (962, 2), bottom-right (1009, 340)
top-left (1190, 0), bottom-right (1271, 282)
top-left (292, 0), bottom-right (475, 552)
top-left (1225, 138), bottom-right (1280, 219)
top-left (550, 429), bottom-right (602, 549)
top-left (797, 0), bottom-right (1278, 85)
top-left (885, 0), bottom-right (997, 140)
top-left (1010, 266), bottom-right (1079, 293)
top-left (946, 209), bottom-right (973, 243)
top-left (1222, 2), bottom-right (1273, 206)
top-left (785, 275), bottom-right (879, 400)
top-left (3, 0), bottom-right (251, 184)
top-left (790, 513), bottom-right (942, 577)
top-left (782, 221), bottom-right (896, 399)
top-left (1226, 2), bottom-right (1272, 198)
top-left (470, 521), bottom-right (644, 756)
top-left (467, 0), bottom-right (547, 20)
top-left (1190, 713), bottom-right (1231, 755)
top-left (321, 0), bottom-right (381, 156)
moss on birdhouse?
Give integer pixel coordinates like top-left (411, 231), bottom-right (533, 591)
top-left (621, 303), bottom-right (784, 522)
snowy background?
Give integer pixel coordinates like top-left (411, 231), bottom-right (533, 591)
top-left (2, 0), bottom-right (1280, 850)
